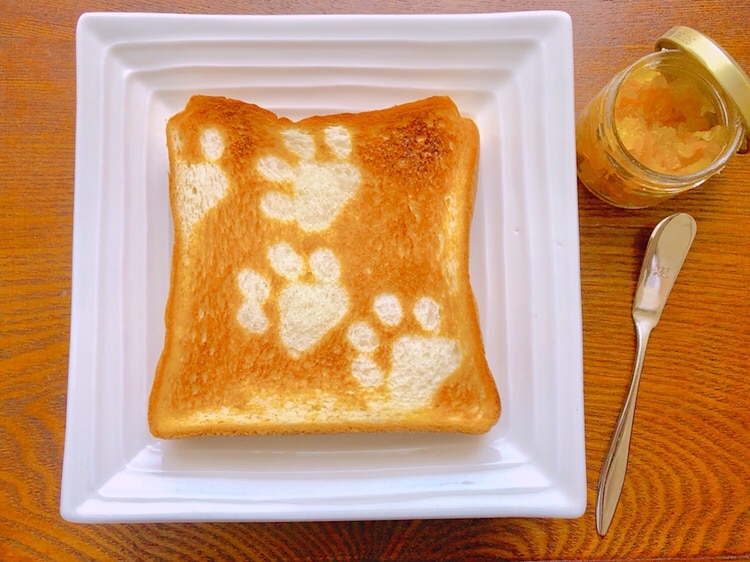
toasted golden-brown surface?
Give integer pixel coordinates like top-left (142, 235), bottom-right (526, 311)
top-left (149, 95), bottom-right (500, 438)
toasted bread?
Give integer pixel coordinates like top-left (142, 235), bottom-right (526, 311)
top-left (148, 95), bottom-right (500, 437)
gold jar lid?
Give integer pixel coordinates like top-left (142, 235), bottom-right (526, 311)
top-left (656, 26), bottom-right (750, 141)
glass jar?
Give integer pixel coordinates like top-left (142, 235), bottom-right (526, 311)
top-left (576, 27), bottom-right (750, 209)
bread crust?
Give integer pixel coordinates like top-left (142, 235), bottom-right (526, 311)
top-left (149, 95), bottom-right (500, 437)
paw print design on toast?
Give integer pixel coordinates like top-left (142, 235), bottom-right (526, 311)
top-left (347, 294), bottom-right (462, 411)
top-left (170, 127), bottom-right (229, 240)
top-left (256, 126), bottom-right (360, 232)
top-left (237, 243), bottom-right (349, 358)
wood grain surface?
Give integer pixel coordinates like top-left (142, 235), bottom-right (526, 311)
top-left (2, 1), bottom-right (749, 560)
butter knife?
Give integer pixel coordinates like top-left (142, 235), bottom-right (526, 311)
top-left (596, 212), bottom-right (697, 536)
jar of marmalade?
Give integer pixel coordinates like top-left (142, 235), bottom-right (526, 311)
top-left (576, 27), bottom-right (750, 208)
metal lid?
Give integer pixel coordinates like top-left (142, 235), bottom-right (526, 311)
top-left (656, 26), bottom-right (750, 140)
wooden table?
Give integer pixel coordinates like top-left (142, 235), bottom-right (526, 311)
top-left (3, 1), bottom-right (749, 560)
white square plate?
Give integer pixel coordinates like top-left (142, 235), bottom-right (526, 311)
top-left (62, 11), bottom-right (585, 523)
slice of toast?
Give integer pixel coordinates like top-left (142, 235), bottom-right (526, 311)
top-left (148, 95), bottom-right (500, 437)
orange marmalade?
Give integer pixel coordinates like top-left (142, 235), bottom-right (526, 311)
top-left (576, 49), bottom-right (744, 208)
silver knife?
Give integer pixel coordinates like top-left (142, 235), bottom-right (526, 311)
top-left (596, 212), bottom-right (697, 536)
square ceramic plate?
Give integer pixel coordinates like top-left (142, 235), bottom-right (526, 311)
top-left (62, 11), bottom-right (585, 522)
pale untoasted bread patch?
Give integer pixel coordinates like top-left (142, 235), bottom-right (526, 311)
top-left (257, 127), bottom-right (360, 232)
top-left (171, 127), bottom-right (230, 241)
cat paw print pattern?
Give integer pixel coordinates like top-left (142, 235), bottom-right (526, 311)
top-left (347, 294), bottom-right (462, 410)
top-left (256, 126), bottom-right (360, 232)
top-left (237, 242), bottom-right (349, 358)
top-left (170, 127), bottom-right (229, 241)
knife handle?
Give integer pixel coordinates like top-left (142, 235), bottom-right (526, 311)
top-left (596, 320), bottom-right (653, 536)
